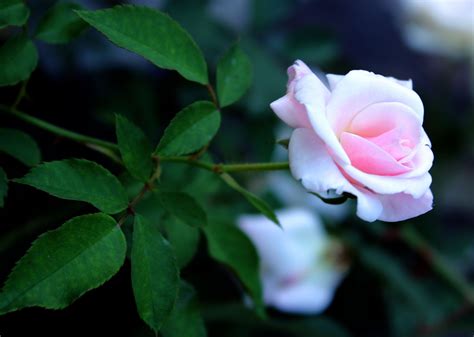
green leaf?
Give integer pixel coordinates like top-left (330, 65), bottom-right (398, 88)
top-left (76, 5), bottom-right (208, 84)
top-left (0, 166), bottom-right (7, 207)
top-left (155, 101), bottom-right (220, 156)
top-left (15, 159), bottom-right (128, 214)
top-left (35, 2), bottom-right (88, 44)
top-left (0, 128), bottom-right (41, 166)
top-left (115, 114), bottom-right (153, 182)
top-left (204, 218), bottom-right (264, 316)
top-left (309, 192), bottom-right (352, 205)
top-left (276, 138), bottom-right (289, 149)
top-left (131, 214), bottom-right (179, 334)
top-left (157, 191), bottom-right (207, 228)
top-left (0, 213), bottom-right (126, 314)
top-left (0, 33), bottom-right (38, 86)
top-left (216, 43), bottom-right (252, 107)
top-left (161, 281), bottom-right (207, 337)
top-left (0, 0), bottom-right (29, 29)
top-left (164, 216), bottom-right (200, 268)
top-left (221, 173), bottom-right (279, 225)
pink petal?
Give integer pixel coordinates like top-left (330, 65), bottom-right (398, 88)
top-left (269, 60), bottom-right (317, 129)
top-left (350, 102), bottom-right (422, 160)
top-left (270, 95), bottom-right (311, 128)
top-left (287, 60), bottom-right (313, 83)
top-left (340, 132), bottom-right (412, 175)
top-left (340, 128), bottom-right (433, 198)
top-left (327, 70), bottom-right (424, 135)
top-left (377, 189), bottom-right (433, 222)
top-left (289, 128), bottom-right (383, 221)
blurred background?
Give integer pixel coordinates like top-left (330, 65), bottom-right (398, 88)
top-left (0, 0), bottom-right (473, 336)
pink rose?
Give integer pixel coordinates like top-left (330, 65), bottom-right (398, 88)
top-left (270, 60), bottom-right (434, 222)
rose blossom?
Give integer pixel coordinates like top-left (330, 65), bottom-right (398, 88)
top-left (238, 208), bottom-right (348, 314)
top-left (270, 60), bottom-right (434, 222)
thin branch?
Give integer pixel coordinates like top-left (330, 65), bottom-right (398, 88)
top-left (0, 105), bottom-right (119, 152)
top-left (12, 78), bottom-right (29, 109)
top-left (158, 155), bottom-right (289, 173)
top-left (206, 83), bottom-right (219, 108)
top-left (400, 226), bottom-right (474, 304)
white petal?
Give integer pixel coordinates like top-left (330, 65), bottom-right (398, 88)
top-left (293, 75), bottom-right (350, 164)
top-left (327, 74), bottom-right (412, 91)
top-left (388, 76), bottom-right (413, 89)
top-left (267, 171), bottom-right (351, 222)
top-left (267, 280), bottom-right (336, 314)
top-left (289, 128), bottom-right (348, 195)
top-left (326, 74), bottom-right (344, 90)
top-left (237, 214), bottom-right (304, 278)
top-left (351, 187), bottom-right (384, 222)
top-left (377, 189), bottom-right (434, 222)
top-left (343, 164), bottom-right (432, 198)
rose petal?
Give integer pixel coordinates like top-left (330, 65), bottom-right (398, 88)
top-left (343, 164), bottom-right (432, 198)
top-left (341, 127), bottom-right (433, 197)
top-left (293, 74), bottom-right (350, 164)
top-left (349, 102), bottom-right (422, 160)
top-left (270, 60), bottom-right (315, 128)
top-left (326, 74), bottom-right (344, 90)
top-left (388, 77), bottom-right (413, 89)
top-left (289, 128), bottom-right (383, 221)
top-left (377, 189), bottom-right (434, 222)
top-left (327, 74), bottom-right (413, 91)
top-left (402, 131), bottom-right (434, 177)
top-left (270, 61), bottom-right (308, 128)
top-left (267, 278), bottom-right (336, 314)
top-left (287, 59), bottom-right (313, 82)
top-left (340, 132), bottom-right (412, 175)
top-left (270, 95), bottom-right (311, 128)
top-left (238, 214), bottom-right (305, 278)
top-left (327, 70), bottom-right (424, 135)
